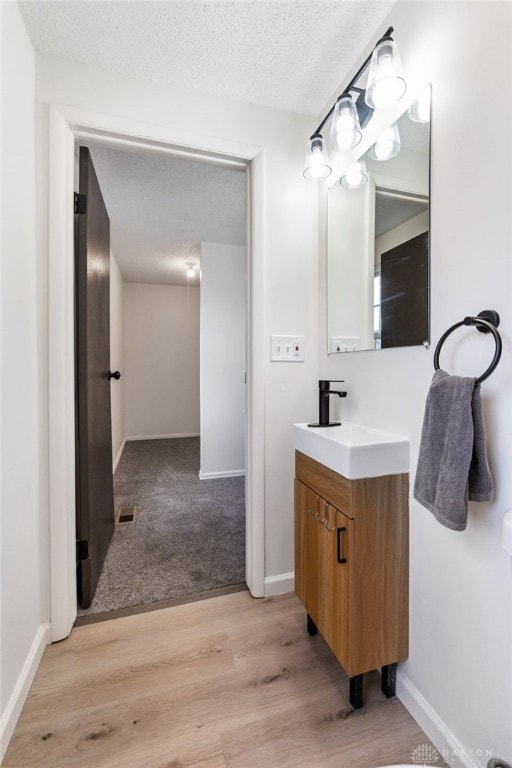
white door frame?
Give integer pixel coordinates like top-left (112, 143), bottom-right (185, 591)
top-left (48, 104), bottom-right (265, 642)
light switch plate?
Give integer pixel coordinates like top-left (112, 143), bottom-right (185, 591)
top-left (329, 336), bottom-right (360, 353)
top-left (271, 335), bottom-right (304, 362)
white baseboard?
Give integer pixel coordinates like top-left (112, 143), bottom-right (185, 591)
top-left (0, 623), bottom-right (51, 762)
top-left (126, 433), bottom-right (200, 441)
top-left (264, 572), bottom-right (294, 596)
top-left (199, 469), bottom-right (246, 480)
top-left (397, 669), bottom-right (489, 768)
top-left (112, 438), bottom-right (126, 473)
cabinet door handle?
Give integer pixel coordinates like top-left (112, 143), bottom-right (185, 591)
top-left (337, 527), bottom-right (347, 564)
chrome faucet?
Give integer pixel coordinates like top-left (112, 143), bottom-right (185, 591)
top-left (308, 379), bottom-right (347, 428)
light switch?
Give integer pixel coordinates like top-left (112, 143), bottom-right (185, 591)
top-left (330, 336), bottom-right (360, 353)
top-left (271, 335), bottom-right (304, 362)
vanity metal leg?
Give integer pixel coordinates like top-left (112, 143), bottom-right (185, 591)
top-left (381, 663), bottom-right (397, 698)
top-left (349, 674), bottom-right (364, 710)
top-left (306, 614), bottom-right (318, 636)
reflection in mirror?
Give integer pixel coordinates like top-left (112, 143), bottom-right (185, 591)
top-left (327, 86), bottom-right (431, 353)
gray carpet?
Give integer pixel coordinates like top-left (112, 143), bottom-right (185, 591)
top-left (80, 437), bottom-right (245, 615)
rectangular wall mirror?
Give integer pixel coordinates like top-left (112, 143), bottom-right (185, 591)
top-left (327, 85), bottom-right (431, 353)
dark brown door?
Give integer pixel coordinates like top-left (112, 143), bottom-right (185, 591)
top-left (75, 146), bottom-right (115, 609)
top-left (381, 230), bottom-right (429, 348)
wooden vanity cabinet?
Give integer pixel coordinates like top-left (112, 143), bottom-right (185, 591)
top-left (294, 450), bottom-right (409, 707)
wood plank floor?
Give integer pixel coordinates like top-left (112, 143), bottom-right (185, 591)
top-left (4, 592), bottom-right (436, 768)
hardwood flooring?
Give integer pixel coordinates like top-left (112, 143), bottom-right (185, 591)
top-left (4, 592), bottom-right (435, 768)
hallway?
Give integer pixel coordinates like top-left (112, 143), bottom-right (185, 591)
top-left (79, 438), bottom-right (246, 617)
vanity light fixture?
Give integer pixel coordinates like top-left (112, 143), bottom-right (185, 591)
top-left (408, 87), bottom-right (431, 123)
top-left (330, 94), bottom-right (362, 152)
top-left (303, 26), bottom-right (406, 182)
top-left (303, 133), bottom-right (332, 181)
top-left (365, 37), bottom-right (406, 110)
top-left (340, 158), bottom-right (368, 190)
top-left (368, 122), bottom-right (401, 161)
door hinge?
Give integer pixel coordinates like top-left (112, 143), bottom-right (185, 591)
top-left (74, 192), bottom-right (87, 214)
top-left (76, 539), bottom-right (89, 561)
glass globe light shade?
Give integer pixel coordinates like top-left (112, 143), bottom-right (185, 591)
top-left (329, 95), bottom-right (362, 152)
top-left (368, 123), bottom-right (401, 161)
top-left (340, 158), bottom-right (368, 190)
top-left (303, 135), bottom-right (332, 181)
top-left (365, 39), bottom-right (406, 110)
top-left (408, 87), bottom-right (431, 123)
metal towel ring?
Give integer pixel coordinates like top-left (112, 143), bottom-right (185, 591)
top-left (433, 310), bottom-right (502, 385)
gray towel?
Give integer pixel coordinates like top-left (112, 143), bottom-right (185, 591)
top-left (414, 369), bottom-right (494, 531)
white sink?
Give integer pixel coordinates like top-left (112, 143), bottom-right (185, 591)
top-left (293, 422), bottom-right (409, 479)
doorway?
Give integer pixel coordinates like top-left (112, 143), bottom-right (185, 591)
top-left (48, 105), bottom-right (265, 642)
top-left (74, 141), bottom-right (248, 619)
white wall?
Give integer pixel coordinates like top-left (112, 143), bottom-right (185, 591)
top-left (320, 2), bottom-right (512, 764)
top-left (110, 251), bottom-right (125, 468)
top-left (124, 283), bottom-right (200, 439)
top-left (34, 53), bottom-right (319, 594)
top-left (200, 242), bottom-right (246, 478)
top-left (0, 1), bottom-right (48, 758)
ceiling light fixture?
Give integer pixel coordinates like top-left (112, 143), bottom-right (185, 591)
top-left (303, 26), bottom-right (406, 182)
top-left (185, 261), bottom-right (196, 279)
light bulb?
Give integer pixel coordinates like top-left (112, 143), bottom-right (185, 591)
top-left (365, 39), bottom-right (406, 110)
top-left (408, 87), bottom-right (431, 123)
top-left (340, 159), bottom-right (368, 190)
top-left (303, 135), bottom-right (331, 181)
top-left (185, 261), bottom-right (196, 278)
top-left (368, 123), bottom-right (401, 161)
top-left (330, 95), bottom-right (362, 152)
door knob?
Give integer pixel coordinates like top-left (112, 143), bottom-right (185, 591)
top-left (108, 371), bottom-right (121, 380)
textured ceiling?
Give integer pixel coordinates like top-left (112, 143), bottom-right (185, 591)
top-left (19, 0), bottom-right (395, 116)
top-left (22, 1), bottom-right (397, 285)
top-left (87, 144), bottom-right (246, 285)
top-left (375, 197), bottom-right (428, 238)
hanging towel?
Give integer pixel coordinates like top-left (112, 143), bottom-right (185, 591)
top-left (413, 369), bottom-right (494, 531)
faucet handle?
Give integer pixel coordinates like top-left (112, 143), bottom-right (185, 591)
top-left (319, 379), bottom-right (344, 390)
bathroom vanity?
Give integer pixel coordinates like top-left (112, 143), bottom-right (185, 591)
top-left (293, 422), bottom-right (409, 709)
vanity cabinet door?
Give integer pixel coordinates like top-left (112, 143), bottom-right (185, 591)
top-left (316, 504), bottom-right (352, 670)
top-left (294, 479), bottom-right (320, 621)
top-left (295, 481), bottom-right (353, 669)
